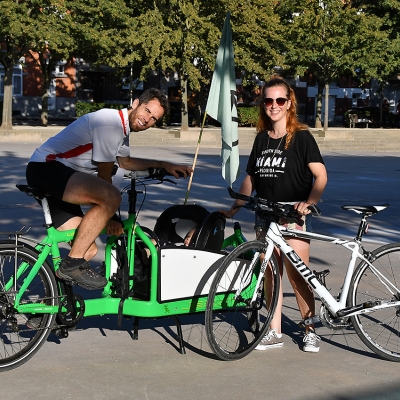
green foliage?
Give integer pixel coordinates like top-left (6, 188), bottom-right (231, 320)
top-left (0, 1), bottom-right (39, 127)
top-left (238, 106), bottom-right (259, 127)
top-left (229, 0), bottom-right (285, 84)
top-left (279, 0), bottom-right (392, 84)
top-left (275, 0), bottom-right (396, 128)
top-left (75, 102), bottom-right (103, 117)
top-left (75, 102), bottom-right (126, 117)
top-left (70, 0), bottom-right (136, 67)
top-left (1, 0), bottom-right (399, 131)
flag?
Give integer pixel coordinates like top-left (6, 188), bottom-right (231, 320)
top-left (206, 12), bottom-right (240, 187)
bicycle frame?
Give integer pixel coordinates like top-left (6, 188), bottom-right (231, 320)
top-left (5, 229), bottom-right (72, 312)
top-left (263, 221), bottom-right (400, 317)
top-left (7, 185), bottom-right (247, 320)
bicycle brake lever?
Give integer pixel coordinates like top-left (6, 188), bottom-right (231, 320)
top-left (227, 187), bottom-right (252, 202)
top-left (307, 203), bottom-right (321, 216)
top-left (294, 216), bottom-right (305, 227)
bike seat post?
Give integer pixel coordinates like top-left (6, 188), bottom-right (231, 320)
top-left (355, 214), bottom-right (369, 242)
top-left (128, 176), bottom-right (138, 215)
top-left (40, 196), bottom-right (54, 228)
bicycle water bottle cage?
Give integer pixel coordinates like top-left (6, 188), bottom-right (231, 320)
top-left (313, 269), bottom-right (330, 287)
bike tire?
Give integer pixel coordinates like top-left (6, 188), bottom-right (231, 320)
top-left (348, 242), bottom-right (400, 362)
top-left (205, 240), bottom-right (279, 360)
top-left (0, 243), bottom-right (58, 371)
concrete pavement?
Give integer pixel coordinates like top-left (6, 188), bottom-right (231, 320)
top-left (0, 143), bottom-right (400, 399)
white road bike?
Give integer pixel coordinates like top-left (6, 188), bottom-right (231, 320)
top-left (205, 188), bottom-right (400, 362)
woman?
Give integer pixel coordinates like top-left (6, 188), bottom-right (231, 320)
top-left (220, 75), bottom-right (327, 353)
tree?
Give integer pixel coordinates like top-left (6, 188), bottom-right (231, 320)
top-left (277, 0), bottom-right (393, 130)
top-left (125, 0), bottom-right (284, 129)
top-left (0, 0), bottom-right (134, 128)
top-left (0, 1), bottom-right (77, 127)
top-left (351, 0), bottom-right (400, 122)
top-left (26, 2), bottom-right (77, 126)
top-left (0, 1), bottom-right (34, 130)
top-left (68, 0), bottom-right (137, 67)
top-left (352, 0), bottom-right (400, 36)
top-left (228, 0), bottom-right (284, 85)
top-left (124, 0), bottom-right (220, 129)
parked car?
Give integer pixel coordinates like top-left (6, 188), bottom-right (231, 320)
top-left (343, 106), bottom-right (380, 128)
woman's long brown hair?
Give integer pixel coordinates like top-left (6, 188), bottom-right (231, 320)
top-left (256, 75), bottom-right (309, 149)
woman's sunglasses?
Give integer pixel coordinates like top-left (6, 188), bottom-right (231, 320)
top-left (263, 97), bottom-right (288, 107)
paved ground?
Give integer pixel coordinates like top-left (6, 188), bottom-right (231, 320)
top-left (0, 143), bottom-right (400, 399)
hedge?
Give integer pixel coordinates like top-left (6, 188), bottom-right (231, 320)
top-left (76, 101), bottom-right (260, 127)
top-left (237, 106), bottom-right (259, 127)
top-left (75, 102), bottom-right (125, 118)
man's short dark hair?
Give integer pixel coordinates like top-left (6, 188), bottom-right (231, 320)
top-left (138, 88), bottom-right (170, 116)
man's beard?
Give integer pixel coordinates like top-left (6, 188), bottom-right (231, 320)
top-left (128, 108), bottom-right (141, 132)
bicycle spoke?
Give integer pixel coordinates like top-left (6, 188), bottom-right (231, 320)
top-left (205, 241), bottom-right (279, 360)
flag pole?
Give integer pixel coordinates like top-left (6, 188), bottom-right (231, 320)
top-left (183, 111), bottom-right (208, 205)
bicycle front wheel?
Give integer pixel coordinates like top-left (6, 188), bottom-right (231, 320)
top-left (205, 240), bottom-right (279, 360)
top-left (0, 244), bottom-right (58, 371)
top-left (348, 242), bottom-right (400, 362)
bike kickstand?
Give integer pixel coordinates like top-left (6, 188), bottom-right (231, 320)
top-left (172, 315), bottom-right (186, 355)
top-left (132, 317), bottom-right (139, 340)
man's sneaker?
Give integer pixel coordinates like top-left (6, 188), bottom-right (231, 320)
top-left (26, 316), bottom-right (46, 330)
top-left (56, 258), bottom-right (107, 290)
top-left (255, 328), bottom-right (283, 350)
top-left (303, 330), bottom-right (321, 353)
top-left (26, 316), bottom-right (59, 330)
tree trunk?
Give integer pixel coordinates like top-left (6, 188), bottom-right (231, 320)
top-left (324, 83), bottom-right (329, 131)
top-left (0, 66), bottom-right (14, 130)
top-left (315, 83), bottom-right (323, 129)
top-left (40, 57), bottom-right (53, 126)
top-left (180, 78), bottom-right (189, 131)
top-left (194, 84), bottom-right (205, 127)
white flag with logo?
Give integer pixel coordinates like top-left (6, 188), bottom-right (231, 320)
top-left (206, 12), bottom-right (240, 187)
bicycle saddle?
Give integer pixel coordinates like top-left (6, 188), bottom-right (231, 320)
top-left (16, 184), bottom-right (49, 200)
top-left (342, 204), bottom-right (389, 216)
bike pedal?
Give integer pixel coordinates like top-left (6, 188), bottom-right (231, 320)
top-left (53, 327), bottom-right (69, 338)
top-left (299, 316), bottom-right (321, 328)
top-left (56, 276), bottom-right (76, 287)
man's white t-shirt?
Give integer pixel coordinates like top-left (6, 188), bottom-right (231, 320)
top-left (30, 108), bottom-right (130, 174)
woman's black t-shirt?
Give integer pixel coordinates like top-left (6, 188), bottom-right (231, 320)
top-left (246, 130), bottom-right (324, 202)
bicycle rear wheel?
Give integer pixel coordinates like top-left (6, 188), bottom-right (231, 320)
top-left (348, 242), bottom-right (400, 362)
top-left (0, 244), bottom-right (58, 371)
top-left (205, 240), bottom-right (279, 360)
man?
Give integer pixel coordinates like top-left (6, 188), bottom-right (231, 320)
top-left (26, 88), bottom-right (192, 290)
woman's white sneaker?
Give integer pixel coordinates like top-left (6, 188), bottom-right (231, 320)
top-left (255, 328), bottom-right (283, 350)
top-left (303, 330), bottom-right (321, 352)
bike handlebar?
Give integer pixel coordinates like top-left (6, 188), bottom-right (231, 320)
top-left (126, 168), bottom-right (166, 179)
top-left (124, 168), bottom-right (183, 187)
top-left (227, 187), bottom-right (321, 219)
